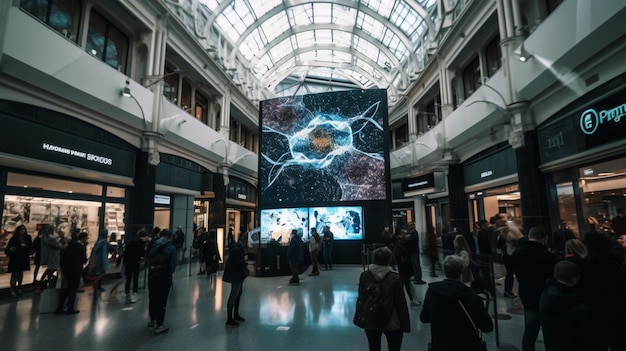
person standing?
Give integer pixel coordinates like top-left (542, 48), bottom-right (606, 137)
top-left (454, 234), bottom-right (474, 285)
top-left (308, 227), bottom-right (321, 276)
top-left (287, 229), bottom-right (304, 284)
top-left (539, 260), bottom-right (604, 351)
top-left (222, 240), bottom-right (248, 327)
top-left (425, 226), bottom-right (439, 277)
top-left (172, 226), bottom-right (185, 264)
top-left (123, 228), bottom-right (148, 304)
top-left (420, 255), bottom-right (493, 351)
top-left (321, 225), bottom-right (334, 270)
top-left (32, 229), bottom-right (43, 283)
top-left (355, 247), bottom-right (410, 351)
top-left (40, 225), bottom-right (62, 284)
top-left (511, 226), bottom-right (558, 351)
top-left (204, 230), bottom-right (221, 276)
top-left (406, 223), bottom-right (426, 284)
top-left (394, 229), bottom-right (420, 306)
top-left (147, 228), bottom-right (177, 334)
top-left (496, 213), bottom-right (523, 298)
top-left (193, 228), bottom-right (208, 275)
top-left (89, 229), bottom-right (110, 292)
top-left (5, 224), bottom-right (33, 297)
top-left (55, 230), bottom-right (87, 314)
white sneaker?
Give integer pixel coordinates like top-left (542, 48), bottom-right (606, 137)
top-left (154, 325), bottom-right (169, 334)
top-left (131, 292), bottom-right (138, 303)
top-left (410, 300), bottom-right (421, 306)
top-left (125, 295), bottom-right (132, 304)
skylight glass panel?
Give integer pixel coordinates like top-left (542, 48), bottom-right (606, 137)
top-left (313, 3), bottom-right (333, 24)
top-left (267, 39), bottom-right (293, 64)
top-left (333, 5), bottom-right (357, 26)
top-left (289, 4), bottom-right (314, 26)
top-left (391, 2), bottom-right (422, 36)
top-left (358, 13), bottom-right (385, 40)
top-left (248, 0), bottom-right (280, 19)
top-left (240, 29), bottom-right (264, 61)
top-left (333, 31), bottom-right (352, 47)
top-left (352, 37), bottom-right (383, 62)
top-left (361, 0), bottom-right (394, 18)
top-left (294, 31), bottom-right (317, 47)
top-left (315, 29), bottom-right (333, 43)
top-left (259, 12), bottom-right (290, 43)
top-left (355, 58), bottom-right (375, 75)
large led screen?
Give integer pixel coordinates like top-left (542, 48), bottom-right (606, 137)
top-left (259, 89), bottom-right (388, 205)
top-left (260, 207), bottom-right (309, 245)
top-left (309, 206), bottom-right (363, 241)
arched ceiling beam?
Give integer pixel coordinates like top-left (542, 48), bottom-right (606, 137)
top-left (266, 64), bottom-right (381, 92)
top-left (227, 0), bottom-right (419, 69)
top-left (260, 44), bottom-right (393, 87)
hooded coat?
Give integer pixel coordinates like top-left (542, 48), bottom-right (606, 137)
top-left (539, 278), bottom-right (604, 351)
top-left (356, 264), bottom-right (410, 332)
top-left (420, 279), bottom-right (493, 351)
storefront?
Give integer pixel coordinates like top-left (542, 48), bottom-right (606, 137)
top-left (0, 100), bottom-right (136, 288)
top-left (463, 145), bottom-right (521, 228)
top-left (538, 74), bottom-right (626, 238)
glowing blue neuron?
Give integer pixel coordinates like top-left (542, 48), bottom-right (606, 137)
top-left (289, 116), bottom-right (353, 169)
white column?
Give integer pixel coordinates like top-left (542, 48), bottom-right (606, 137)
top-left (219, 88), bottom-right (231, 139)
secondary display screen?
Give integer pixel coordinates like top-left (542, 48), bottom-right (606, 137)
top-left (259, 89), bottom-right (388, 205)
top-left (259, 206), bottom-right (364, 243)
top-left (260, 207), bottom-right (309, 245)
top-left (309, 206), bottom-right (363, 240)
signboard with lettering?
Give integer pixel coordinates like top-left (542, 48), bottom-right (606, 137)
top-left (0, 112), bottom-right (135, 177)
top-left (463, 147), bottom-right (517, 186)
top-left (538, 84), bottom-right (626, 164)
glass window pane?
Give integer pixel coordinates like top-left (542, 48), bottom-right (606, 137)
top-left (86, 10), bottom-right (106, 59)
top-left (106, 186), bottom-right (125, 198)
top-left (105, 24), bottom-right (129, 72)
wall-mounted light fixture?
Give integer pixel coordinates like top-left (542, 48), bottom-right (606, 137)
top-left (517, 43), bottom-right (532, 62)
top-left (121, 80), bottom-right (146, 128)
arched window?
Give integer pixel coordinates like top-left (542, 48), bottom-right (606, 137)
top-left (85, 9), bottom-right (129, 73)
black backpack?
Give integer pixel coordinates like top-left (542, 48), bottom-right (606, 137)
top-left (149, 244), bottom-right (170, 277)
top-left (353, 271), bottom-right (394, 329)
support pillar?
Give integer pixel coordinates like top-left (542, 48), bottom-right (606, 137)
top-left (448, 164), bottom-right (470, 236)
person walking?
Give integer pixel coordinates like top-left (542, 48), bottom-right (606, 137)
top-left (89, 229), bottom-right (110, 292)
top-left (32, 229), bottom-right (43, 283)
top-left (222, 240), bottom-right (248, 327)
top-left (420, 255), bottom-right (493, 351)
top-left (308, 227), bottom-right (321, 276)
top-left (321, 225), bottom-right (334, 270)
top-left (5, 224), bottom-right (33, 297)
top-left (55, 230), bottom-right (87, 314)
top-left (147, 228), bottom-right (177, 335)
top-left (355, 247), bottom-right (410, 351)
top-left (123, 228), bottom-right (148, 304)
top-left (407, 223), bottom-right (426, 284)
top-left (454, 234), bottom-right (474, 285)
top-left (40, 225), bottom-right (62, 284)
top-left (425, 226), bottom-right (439, 277)
top-left (204, 230), bottom-right (221, 276)
top-left (172, 226), bottom-right (185, 264)
top-left (395, 228), bottom-right (420, 306)
top-left (496, 213), bottom-right (523, 298)
top-left (287, 229), bottom-right (304, 284)
top-left (511, 226), bottom-right (558, 351)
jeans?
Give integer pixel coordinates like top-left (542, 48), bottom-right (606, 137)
top-left (502, 251), bottom-right (515, 294)
top-left (310, 249), bottom-right (320, 273)
top-left (148, 275), bottom-right (172, 326)
top-left (522, 308), bottom-right (541, 351)
top-left (323, 246), bottom-right (333, 268)
top-left (227, 283), bottom-right (243, 307)
top-left (125, 266), bottom-right (140, 294)
top-left (56, 274), bottom-right (80, 312)
top-left (289, 261), bottom-right (300, 282)
top-left (365, 329), bottom-right (404, 351)
top-left (410, 253), bottom-right (422, 281)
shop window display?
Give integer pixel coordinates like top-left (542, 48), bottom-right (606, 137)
top-left (0, 196), bottom-right (102, 287)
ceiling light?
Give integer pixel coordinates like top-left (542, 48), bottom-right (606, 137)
top-left (518, 43), bottom-right (532, 62)
top-left (121, 80), bottom-right (132, 97)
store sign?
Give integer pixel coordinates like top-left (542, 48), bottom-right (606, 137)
top-left (237, 193), bottom-right (247, 200)
top-left (42, 143), bottom-right (113, 165)
top-left (480, 170), bottom-right (493, 178)
top-left (154, 194), bottom-right (170, 205)
top-left (579, 103), bottom-right (626, 135)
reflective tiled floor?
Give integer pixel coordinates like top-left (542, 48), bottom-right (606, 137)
top-left (1, 264), bottom-right (540, 351)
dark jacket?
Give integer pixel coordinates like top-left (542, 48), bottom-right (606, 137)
top-left (420, 279), bottom-right (493, 351)
top-left (123, 237), bottom-right (145, 270)
top-left (148, 238), bottom-right (176, 275)
top-left (60, 240), bottom-right (87, 277)
top-left (6, 231), bottom-right (33, 272)
top-left (287, 234), bottom-right (304, 263)
top-left (511, 240), bottom-right (558, 310)
top-left (539, 278), bottom-right (604, 351)
top-left (356, 265), bottom-right (410, 332)
top-left (222, 242), bottom-right (246, 284)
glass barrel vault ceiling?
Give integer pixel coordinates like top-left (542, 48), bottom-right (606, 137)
top-left (199, 0), bottom-right (438, 98)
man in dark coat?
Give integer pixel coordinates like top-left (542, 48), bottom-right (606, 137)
top-left (511, 226), bottom-right (558, 351)
top-left (539, 260), bottom-right (604, 351)
top-left (222, 240), bottom-right (247, 326)
top-left (420, 255), bottom-right (493, 351)
top-left (123, 228), bottom-right (147, 304)
top-left (55, 231), bottom-right (87, 314)
top-left (147, 229), bottom-right (177, 334)
top-left (287, 229), bottom-right (304, 284)
top-left (407, 223), bottom-right (426, 284)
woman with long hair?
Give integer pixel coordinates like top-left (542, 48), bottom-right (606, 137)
top-left (5, 224), bottom-right (33, 297)
top-left (453, 234), bottom-right (474, 284)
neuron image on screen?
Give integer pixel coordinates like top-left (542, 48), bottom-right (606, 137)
top-left (309, 206), bottom-right (363, 241)
top-left (259, 89), bottom-right (388, 204)
top-left (260, 207), bottom-right (309, 245)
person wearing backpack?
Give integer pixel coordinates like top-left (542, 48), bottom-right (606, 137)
top-left (147, 228), bottom-right (177, 335)
top-left (354, 246), bottom-right (410, 351)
